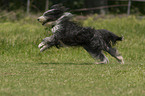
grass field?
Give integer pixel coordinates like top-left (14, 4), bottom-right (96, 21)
top-left (0, 16), bottom-right (144, 96)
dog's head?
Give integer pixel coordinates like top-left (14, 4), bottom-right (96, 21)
top-left (37, 4), bottom-right (68, 25)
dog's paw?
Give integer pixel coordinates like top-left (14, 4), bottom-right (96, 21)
top-left (38, 42), bottom-right (49, 52)
top-left (95, 61), bottom-right (108, 64)
top-left (38, 42), bottom-right (45, 48)
top-left (117, 56), bottom-right (124, 64)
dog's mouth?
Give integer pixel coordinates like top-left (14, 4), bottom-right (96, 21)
top-left (42, 20), bottom-right (55, 26)
top-left (42, 20), bottom-right (49, 25)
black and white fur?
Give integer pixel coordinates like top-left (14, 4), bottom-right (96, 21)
top-left (37, 4), bottom-right (124, 64)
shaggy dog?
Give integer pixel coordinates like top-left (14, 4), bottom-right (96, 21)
top-left (37, 4), bottom-right (124, 64)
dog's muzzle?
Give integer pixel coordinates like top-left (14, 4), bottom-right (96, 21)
top-left (37, 16), bottom-right (47, 22)
top-left (37, 16), bottom-right (54, 26)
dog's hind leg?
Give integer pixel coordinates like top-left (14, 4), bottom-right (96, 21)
top-left (83, 46), bottom-right (109, 64)
top-left (105, 47), bottom-right (124, 64)
top-left (96, 52), bottom-right (109, 64)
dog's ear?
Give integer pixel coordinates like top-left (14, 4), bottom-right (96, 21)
top-left (50, 3), bottom-right (63, 9)
top-left (50, 3), bottom-right (68, 12)
top-left (44, 9), bottom-right (62, 16)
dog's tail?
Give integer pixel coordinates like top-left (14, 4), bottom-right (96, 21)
top-left (98, 29), bottom-right (124, 46)
top-left (116, 35), bottom-right (124, 41)
top-left (110, 34), bottom-right (124, 45)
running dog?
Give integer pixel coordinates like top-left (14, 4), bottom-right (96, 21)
top-left (37, 4), bottom-right (124, 64)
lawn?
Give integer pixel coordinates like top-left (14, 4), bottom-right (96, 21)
top-left (0, 16), bottom-right (144, 96)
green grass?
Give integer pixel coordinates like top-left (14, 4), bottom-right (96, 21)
top-left (0, 16), bottom-right (144, 96)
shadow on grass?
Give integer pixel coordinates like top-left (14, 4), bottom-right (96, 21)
top-left (37, 62), bottom-right (108, 65)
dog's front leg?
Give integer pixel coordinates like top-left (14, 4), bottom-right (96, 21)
top-left (38, 43), bottom-right (51, 52)
top-left (38, 36), bottom-right (56, 52)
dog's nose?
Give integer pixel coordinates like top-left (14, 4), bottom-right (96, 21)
top-left (37, 18), bottom-right (40, 21)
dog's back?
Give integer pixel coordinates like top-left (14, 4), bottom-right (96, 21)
top-left (55, 20), bottom-right (122, 48)
top-left (55, 20), bottom-right (94, 46)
